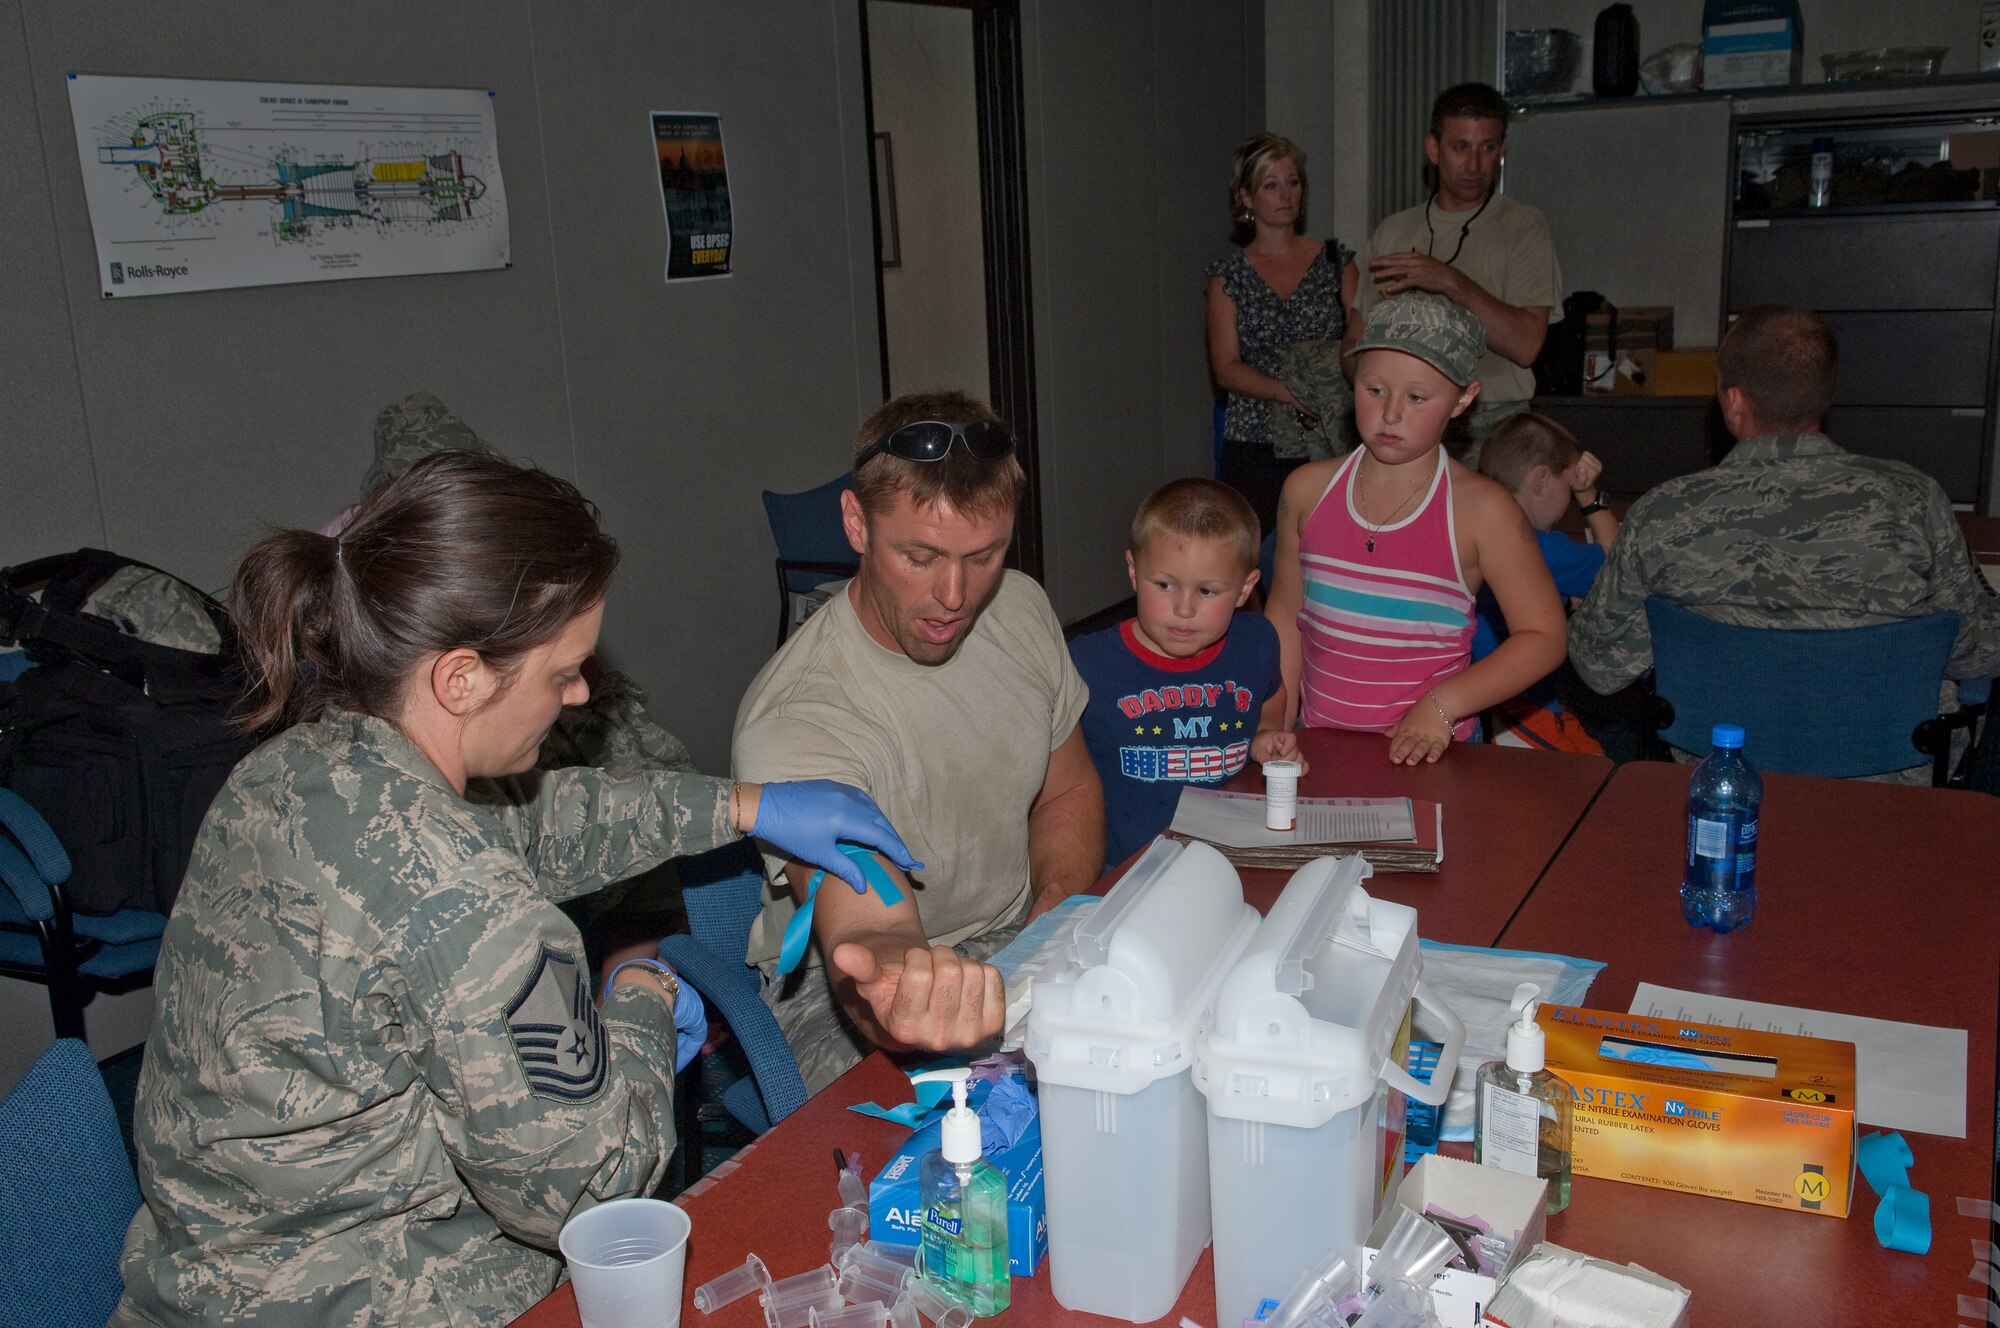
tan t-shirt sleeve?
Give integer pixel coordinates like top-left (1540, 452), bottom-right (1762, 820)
top-left (1356, 218), bottom-right (1394, 317)
top-left (1029, 587), bottom-right (1090, 748)
top-left (1501, 206), bottom-right (1564, 322)
top-left (734, 711), bottom-right (865, 794)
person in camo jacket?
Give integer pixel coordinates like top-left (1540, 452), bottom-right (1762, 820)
top-left (113, 450), bottom-right (916, 1327)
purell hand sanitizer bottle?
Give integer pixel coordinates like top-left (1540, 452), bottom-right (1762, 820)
top-left (911, 1069), bottom-right (1009, 1316)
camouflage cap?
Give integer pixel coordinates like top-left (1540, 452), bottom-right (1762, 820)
top-left (1350, 291), bottom-right (1485, 386)
top-left (363, 391), bottom-right (493, 502)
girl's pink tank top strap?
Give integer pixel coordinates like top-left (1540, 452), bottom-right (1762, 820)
top-left (1294, 450), bottom-right (1477, 739)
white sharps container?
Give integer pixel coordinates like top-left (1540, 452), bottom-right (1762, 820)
top-left (1026, 838), bottom-right (1261, 1321)
top-left (1195, 854), bottom-right (1465, 1328)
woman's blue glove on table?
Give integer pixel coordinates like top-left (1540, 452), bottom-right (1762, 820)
top-left (753, 779), bottom-right (924, 893)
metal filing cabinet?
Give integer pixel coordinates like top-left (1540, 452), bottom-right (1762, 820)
top-left (1727, 107), bottom-right (2000, 507)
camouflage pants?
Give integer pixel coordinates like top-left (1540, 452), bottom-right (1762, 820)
top-left (761, 919), bottom-right (1027, 1096)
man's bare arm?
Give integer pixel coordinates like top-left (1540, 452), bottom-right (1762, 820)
top-left (780, 856), bottom-right (1001, 1054)
top-left (1365, 251), bottom-right (1549, 367)
top-left (1026, 724), bottom-right (1104, 914)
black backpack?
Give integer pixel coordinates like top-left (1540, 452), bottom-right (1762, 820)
top-left (0, 550), bottom-right (265, 916)
top-left (1533, 291), bottom-right (1612, 397)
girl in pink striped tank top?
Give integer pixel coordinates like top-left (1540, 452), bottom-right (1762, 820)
top-left (1263, 292), bottom-right (1566, 765)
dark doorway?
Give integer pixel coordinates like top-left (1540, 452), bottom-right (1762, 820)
top-left (860, 0), bottom-right (1042, 579)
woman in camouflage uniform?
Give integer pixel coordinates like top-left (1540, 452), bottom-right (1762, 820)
top-left (114, 451), bottom-right (914, 1327)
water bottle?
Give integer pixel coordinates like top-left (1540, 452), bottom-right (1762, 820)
top-left (1809, 136), bottom-right (1835, 208)
top-left (1592, 4), bottom-right (1640, 98)
top-left (1680, 724), bottom-right (1762, 934)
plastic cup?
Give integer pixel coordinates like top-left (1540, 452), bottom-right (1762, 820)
top-left (559, 1198), bottom-right (692, 1328)
top-left (1367, 1207), bottom-right (1458, 1292)
top-left (1351, 1277), bottom-right (1433, 1328)
top-left (1264, 1254), bottom-right (1357, 1328)
top-left (1263, 759), bottom-right (1303, 830)
top-left (692, 1253), bottom-right (771, 1314)
top-left (887, 1295), bottom-right (922, 1328)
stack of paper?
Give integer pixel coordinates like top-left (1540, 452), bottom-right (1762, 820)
top-left (1166, 786), bottom-right (1444, 873)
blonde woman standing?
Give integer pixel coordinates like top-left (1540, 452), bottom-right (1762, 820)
top-left (1206, 132), bottom-right (1363, 532)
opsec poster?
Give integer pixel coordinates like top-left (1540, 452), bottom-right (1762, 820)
top-left (651, 112), bottom-right (732, 282)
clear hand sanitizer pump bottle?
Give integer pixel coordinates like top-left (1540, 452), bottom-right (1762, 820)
top-left (910, 1068), bottom-right (1010, 1316)
top-left (1473, 983), bottom-right (1573, 1214)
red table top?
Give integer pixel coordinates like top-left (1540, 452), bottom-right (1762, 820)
top-left (514, 730), bottom-right (1611, 1328)
top-left (1501, 759), bottom-right (2000, 1327)
top-left (1957, 512), bottom-right (2000, 561)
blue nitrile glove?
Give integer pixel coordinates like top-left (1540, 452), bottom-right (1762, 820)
top-left (667, 979), bottom-right (708, 1074)
top-left (753, 779), bottom-right (924, 894)
top-left (603, 960), bottom-right (707, 1073)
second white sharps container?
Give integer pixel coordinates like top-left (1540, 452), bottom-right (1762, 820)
top-left (1195, 854), bottom-right (1465, 1328)
top-left (1026, 838), bottom-right (1261, 1322)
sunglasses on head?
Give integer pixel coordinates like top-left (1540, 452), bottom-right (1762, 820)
top-left (854, 418), bottom-right (1016, 468)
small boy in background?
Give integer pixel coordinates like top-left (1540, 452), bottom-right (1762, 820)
top-left (1472, 411), bottom-right (1621, 660)
top-left (1070, 479), bottom-right (1304, 869)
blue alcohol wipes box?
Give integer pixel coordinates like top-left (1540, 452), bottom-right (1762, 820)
top-left (868, 1080), bottom-right (1047, 1277)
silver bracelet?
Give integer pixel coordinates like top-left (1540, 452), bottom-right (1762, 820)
top-left (1425, 689), bottom-right (1453, 728)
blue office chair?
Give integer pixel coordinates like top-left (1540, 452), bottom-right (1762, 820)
top-left (1643, 597), bottom-right (1980, 782)
top-left (0, 788), bottom-right (167, 1041)
top-left (761, 475), bottom-right (858, 648)
top-left (658, 843), bottom-right (808, 1140)
top-left (0, 1038), bottom-right (143, 1328)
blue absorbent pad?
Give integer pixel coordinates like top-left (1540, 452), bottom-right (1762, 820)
top-left (1412, 940), bottom-right (1606, 1142)
top-left (1417, 939), bottom-right (1604, 1006)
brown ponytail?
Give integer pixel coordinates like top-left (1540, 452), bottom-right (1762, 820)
top-left (231, 451), bottom-right (619, 732)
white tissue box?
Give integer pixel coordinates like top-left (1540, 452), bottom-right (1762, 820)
top-left (1481, 1242), bottom-right (1690, 1328)
top-left (1362, 1155), bottom-right (1548, 1328)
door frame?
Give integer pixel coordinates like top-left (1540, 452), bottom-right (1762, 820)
top-left (858, 0), bottom-right (1043, 579)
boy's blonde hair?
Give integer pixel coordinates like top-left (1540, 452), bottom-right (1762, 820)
top-left (1129, 478), bottom-right (1260, 572)
top-left (1478, 411), bottom-right (1581, 494)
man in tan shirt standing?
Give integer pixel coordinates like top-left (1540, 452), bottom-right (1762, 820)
top-left (734, 390), bottom-right (1104, 1094)
top-left (1362, 81), bottom-right (1564, 463)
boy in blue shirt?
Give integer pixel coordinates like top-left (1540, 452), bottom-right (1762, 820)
top-left (1473, 411), bottom-right (1622, 659)
top-left (1473, 412), bottom-right (1624, 751)
top-left (1070, 478), bottom-right (1304, 868)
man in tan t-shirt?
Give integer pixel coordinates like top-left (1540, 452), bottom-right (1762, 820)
top-left (734, 390), bottom-right (1104, 1094)
top-left (1361, 81), bottom-right (1564, 460)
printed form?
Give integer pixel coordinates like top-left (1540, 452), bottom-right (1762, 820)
top-left (1168, 788), bottom-right (1416, 849)
top-left (1629, 983), bottom-right (1967, 1139)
